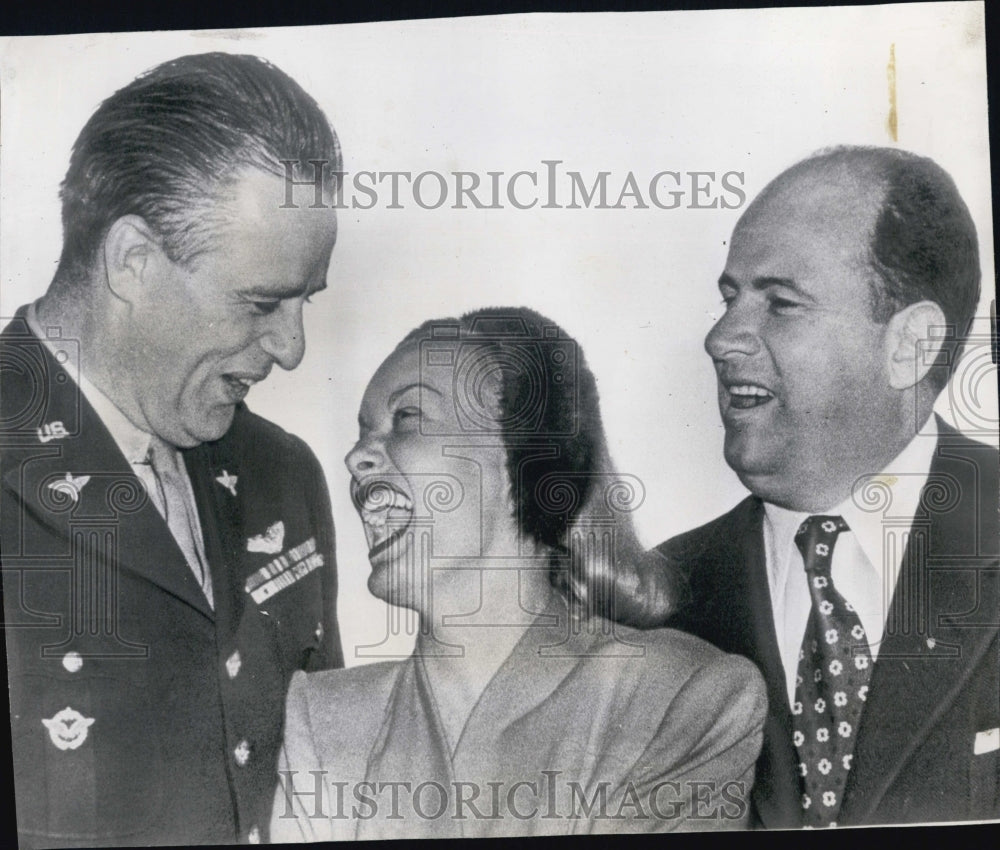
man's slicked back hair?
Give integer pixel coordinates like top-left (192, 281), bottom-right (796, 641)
top-left (56, 52), bottom-right (341, 283)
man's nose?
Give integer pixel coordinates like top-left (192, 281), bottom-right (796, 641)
top-left (704, 299), bottom-right (761, 361)
top-left (260, 301), bottom-right (306, 370)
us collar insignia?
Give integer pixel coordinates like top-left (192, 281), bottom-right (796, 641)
top-left (246, 520), bottom-right (285, 555)
top-left (46, 472), bottom-right (91, 504)
top-left (37, 421), bottom-right (69, 443)
top-left (216, 470), bottom-right (238, 497)
top-left (42, 706), bottom-right (95, 751)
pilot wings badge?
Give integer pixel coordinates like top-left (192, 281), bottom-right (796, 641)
top-left (46, 472), bottom-right (91, 504)
top-left (215, 470), bottom-right (238, 497)
top-left (246, 520), bottom-right (285, 555)
top-left (42, 706), bottom-right (95, 751)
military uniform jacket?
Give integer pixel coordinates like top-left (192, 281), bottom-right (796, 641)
top-left (271, 596), bottom-right (768, 841)
top-left (1, 311), bottom-right (344, 847)
top-left (655, 421), bottom-right (1000, 827)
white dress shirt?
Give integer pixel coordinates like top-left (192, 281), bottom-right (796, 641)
top-left (26, 302), bottom-right (212, 604)
top-left (763, 415), bottom-right (939, 707)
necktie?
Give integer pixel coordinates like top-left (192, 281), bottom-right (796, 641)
top-left (147, 436), bottom-right (215, 609)
top-left (791, 515), bottom-right (871, 828)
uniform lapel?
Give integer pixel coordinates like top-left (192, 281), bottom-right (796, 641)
top-left (841, 429), bottom-right (1000, 823)
top-left (1, 320), bottom-right (214, 620)
top-left (184, 433), bottom-right (244, 628)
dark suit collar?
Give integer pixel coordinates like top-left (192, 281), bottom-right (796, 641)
top-left (1, 313), bottom-right (215, 620)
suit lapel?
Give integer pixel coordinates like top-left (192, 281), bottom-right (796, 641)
top-left (725, 500), bottom-right (803, 829)
top-left (1, 320), bottom-right (214, 620)
top-left (841, 428), bottom-right (999, 822)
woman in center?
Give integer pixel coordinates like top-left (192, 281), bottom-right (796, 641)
top-left (271, 307), bottom-right (766, 840)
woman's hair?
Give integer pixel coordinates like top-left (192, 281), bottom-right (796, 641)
top-left (398, 306), bottom-right (681, 628)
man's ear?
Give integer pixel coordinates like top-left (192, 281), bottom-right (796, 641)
top-left (102, 215), bottom-right (162, 303)
top-left (885, 300), bottom-right (948, 390)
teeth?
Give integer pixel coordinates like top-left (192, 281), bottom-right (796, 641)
top-left (729, 384), bottom-right (772, 397)
top-left (360, 489), bottom-right (413, 528)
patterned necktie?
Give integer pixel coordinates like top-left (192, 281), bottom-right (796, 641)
top-left (791, 515), bottom-right (871, 828)
top-left (147, 437), bottom-right (215, 609)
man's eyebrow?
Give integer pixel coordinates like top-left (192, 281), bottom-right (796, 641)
top-left (239, 280), bottom-right (328, 299)
top-left (388, 382), bottom-right (443, 407)
top-left (718, 272), bottom-right (811, 296)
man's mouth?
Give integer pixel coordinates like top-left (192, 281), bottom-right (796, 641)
top-left (221, 373), bottom-right (266, 402)
top-left (725, 383), bottom-right (775, 410)
top-left (352, 480), bottom-right (415, 559)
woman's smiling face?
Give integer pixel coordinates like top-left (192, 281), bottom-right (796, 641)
top-left (345, 339), bottom-right (518, 613)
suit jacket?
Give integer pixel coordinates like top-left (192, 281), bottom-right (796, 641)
top-left (656, 420), bottom-right (1000, 827)
top-left (270, 595), bottom-right (768, 841)
top-left (1, 311), bottom-right (344, 847)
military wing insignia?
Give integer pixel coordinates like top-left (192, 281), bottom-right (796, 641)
top-left (215, 470), bottom-right (238, 497)
top-left (42, 706), bottom-right (95, 751)
top-left (246, 520), bottom-right (285, 555)
top-left (46, 472), bottom-right (91, 504)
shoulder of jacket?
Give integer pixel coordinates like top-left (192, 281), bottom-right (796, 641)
top-left (653, 496), bottom-right (759, 563)
top-left (291, 661), bottom-right (401, 722)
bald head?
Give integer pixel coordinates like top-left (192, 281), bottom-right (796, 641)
top-left (747, 147), bottom-right (980, 388)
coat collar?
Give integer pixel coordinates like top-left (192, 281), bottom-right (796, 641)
top-left (354, 592), bottom-right (596, 839)
top-left (1, 314), bottom-right (215, 620)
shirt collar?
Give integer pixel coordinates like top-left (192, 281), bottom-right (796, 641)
top-left (26, 300), bottom-right (155, 465)
top-left (838, 413), bottom-right (938, 582)
top-left (763, 414), bottom-right (939, 589)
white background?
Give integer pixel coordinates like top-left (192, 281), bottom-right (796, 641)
top-left (1, 2), bottom-right (994, 663)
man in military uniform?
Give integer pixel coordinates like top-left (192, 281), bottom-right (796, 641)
top-left (1, 53), bottom-right (344, 846)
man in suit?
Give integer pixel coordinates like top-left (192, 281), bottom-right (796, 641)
top-left (1, 53), bottom-right (344, 846)
top-left (656, 146), bottom-right (998, 828)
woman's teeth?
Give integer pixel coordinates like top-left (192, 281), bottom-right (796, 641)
top-left (360, 489), bottom-right (414, 527)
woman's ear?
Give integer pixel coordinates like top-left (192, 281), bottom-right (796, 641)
top-left (885, 300), bottom-right (948, 390)
top-left (102, 215), bottom-right (162, 304)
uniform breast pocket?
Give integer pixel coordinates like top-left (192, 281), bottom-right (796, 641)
top-left (259, 568), bottom-right (329, 671)
top-left (10, 670), bottom-right (164, 844)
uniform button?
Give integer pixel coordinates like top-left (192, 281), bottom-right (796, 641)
top-left (234, 739), bottom-right (251, 767)
top-left (62, 651), bottom-right (83, 673)
top-left (315, 621), bottom-right (323, 642)
top-left (247, 825), bottom-right (261, 844)
top-left (226, 650), bottom-right (242, 679)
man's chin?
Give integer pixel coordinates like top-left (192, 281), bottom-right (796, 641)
top-left (367, 565), bottom-right (419, 613)
top-left (171, 407), bottom-right (238, 447)
top-left (723, 442), bottom-right (789, 502)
